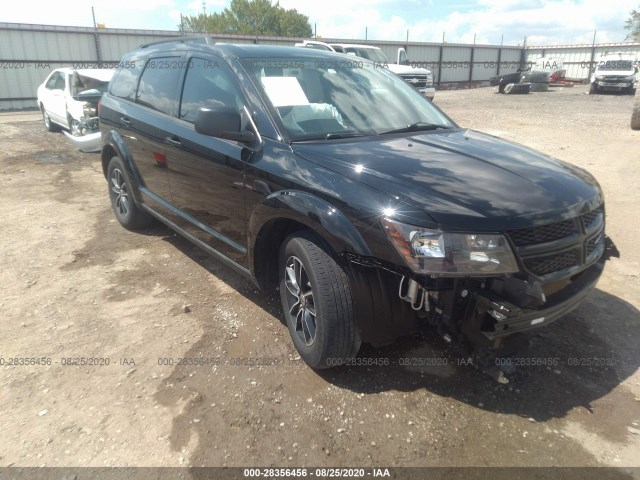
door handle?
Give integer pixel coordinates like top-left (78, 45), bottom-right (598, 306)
top-left (120, 116), bottom-right (132, 127)
top-left (165, 136), bottom-right (182, 148)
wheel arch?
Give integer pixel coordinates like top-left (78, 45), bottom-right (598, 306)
top-left (249, 191), bottom-right (371, 290)
top-left (101, 129), bottom-right (144, 204)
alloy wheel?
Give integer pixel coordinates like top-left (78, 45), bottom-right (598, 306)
top-left (110, 168), bottom-right (130, 218)
top-left (284, 256), bottom-right (317, 346)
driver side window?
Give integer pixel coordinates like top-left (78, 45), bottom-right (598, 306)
top-left (179, 57), bottom-right (244, 124)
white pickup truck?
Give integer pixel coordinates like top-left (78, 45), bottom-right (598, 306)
top-left (589, 52), bottom-right (638, 95)
top-left (331, 44), bottom-right (435, 99)
top-left (295, 41), bottom-right (435, 99)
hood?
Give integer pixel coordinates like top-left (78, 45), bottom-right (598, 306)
top-left (595, 69), bottom-right (636, 77)
top-left (292, 129), bottom-right (603, 231)
top-left (389, 64), bottom-right (431, 75)
top-left (75, 69), bottom-right (115, 82)
top-left (71, 69), bottom-right (114, 103)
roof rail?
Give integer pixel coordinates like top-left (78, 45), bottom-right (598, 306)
top-left (140, 35), bottom-right (216, 48)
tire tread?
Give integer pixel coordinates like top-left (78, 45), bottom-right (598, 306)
top-left (280, 231), bottom-right (360, 368)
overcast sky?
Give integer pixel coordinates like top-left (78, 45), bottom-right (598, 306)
top-left (4, 0), bottom-right (638, 46)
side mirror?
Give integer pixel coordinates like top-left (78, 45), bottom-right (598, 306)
top-left (195, 106), bottom-right (255, 144)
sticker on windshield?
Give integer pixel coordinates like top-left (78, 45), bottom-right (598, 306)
top-left (261, 77), bottom-right (310, 107)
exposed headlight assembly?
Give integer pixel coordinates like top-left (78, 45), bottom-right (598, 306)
top-left (383, 218), bottom-right (519, 276)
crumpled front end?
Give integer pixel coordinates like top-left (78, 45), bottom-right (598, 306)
top-left (346, 203), bottom-right (618, 368)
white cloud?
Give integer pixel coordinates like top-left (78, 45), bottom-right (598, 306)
top-left (1, 0), bottom-right (636, 45)
top-left (279, 0), bottom-right (637, 45)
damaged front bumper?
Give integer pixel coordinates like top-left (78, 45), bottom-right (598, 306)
top-left (346, 237), bottom-right (618, 352)
top-left (63, 130), bottom-right (102, 153)
top-left (464, 255), bottom-right (604, 348)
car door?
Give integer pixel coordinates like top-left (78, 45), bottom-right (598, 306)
top-left (163, 55), bottom-right (251, 267)
top-left (43, 71), bottom-right (67, 124)
top-left (121, 56), bottom-right (183, 207)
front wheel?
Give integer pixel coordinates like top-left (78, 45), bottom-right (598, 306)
top-left (279, 232), bottom-right (360, 369)
top-left (589, 83), bottom-right (598, 95)
top-left (68, 115), bottom-right (82, 136)
top-left (107, 156), bottom-right (155, 230)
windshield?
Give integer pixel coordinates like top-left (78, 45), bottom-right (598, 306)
top-left (344, 47), bottom-right (389, 63)
top-left (242, 57), bottom-right (454, 141)
top-left (598, 60), bottom-right (634, 71)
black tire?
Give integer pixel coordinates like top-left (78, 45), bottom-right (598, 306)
top-left (501, 72), bottom-right (522, 84)
top-left (279, 231), bottom-right (360, 369)
top-left (589, 83), bottom-right (598, 95)
top-left (107, 156), bottom-right (155, 230)
top-left (42, 108), bottom-right (59, 132)
top-left (521, 71), bottom-right (549, 83)
top-left (529, 82), bottom-right (549, 92)
top-left (632, 87), bottom-right (640, 130)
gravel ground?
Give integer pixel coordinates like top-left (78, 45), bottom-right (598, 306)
top-left (0, 86), bottom-right (639, 472)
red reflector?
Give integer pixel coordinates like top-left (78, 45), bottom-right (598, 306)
top-left (152, 152), bottom-right (167, 165)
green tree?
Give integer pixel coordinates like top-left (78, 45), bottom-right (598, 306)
top-left (624, 7), bottom-right (640, 41)
top-left (180, 0), bottom-right (312, 37)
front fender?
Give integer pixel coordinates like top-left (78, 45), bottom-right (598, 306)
top-left (66, 100), bottom-right (84, 121)
top-left (248, 190), bottom-right (371, 264)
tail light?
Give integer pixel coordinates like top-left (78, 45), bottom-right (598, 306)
top-left (97, 97), bottom-right (102, 115)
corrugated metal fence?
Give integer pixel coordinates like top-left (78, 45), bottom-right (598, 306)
top-left (1, 21), bottom-right (639, 110)
top-left (525, 43), bottom-right (640, 79)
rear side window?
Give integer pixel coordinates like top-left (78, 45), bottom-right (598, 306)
top-left (110, 61), bottom-right (143, 101)
top-left (136, 57), bottom-right (182, 115)
top-left (179, 57), bottom-right (245, 123)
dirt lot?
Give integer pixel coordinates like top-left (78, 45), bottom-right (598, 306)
top-left (1, 86), bottom-right (639, 472)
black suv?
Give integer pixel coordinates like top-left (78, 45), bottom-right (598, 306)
top-left (100, 37), bottom-right (613, 372)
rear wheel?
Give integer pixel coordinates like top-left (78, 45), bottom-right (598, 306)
top-left (107, 156), bottom-right (155, 230)
top-left (42, 108), bottom-right (59, 132)
top-left (279, 231), bottom-right (360, 369)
